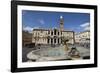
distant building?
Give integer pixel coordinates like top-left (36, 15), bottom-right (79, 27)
top-left (32, 16), bottom-right (75, 45)
top-left (75, 31), bottom-right (90, 46)
top-left (22, 31), bottom-right (32, 47)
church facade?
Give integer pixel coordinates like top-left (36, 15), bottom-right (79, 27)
top-left (32, 16), bottom-right (75, 45)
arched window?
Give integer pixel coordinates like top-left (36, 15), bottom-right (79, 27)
top-left (58, 31), bottom-right (59, 35)
top-left (58, 38), bottom-right (59, 44)
top-left (51, 31), bottom-right (53, 35)
top-left (51, 38), bottom-right (53, 44)
top-left (54, 29), bottom-right (56, 35)
top-left (47, 39), bottom-right (49, 44)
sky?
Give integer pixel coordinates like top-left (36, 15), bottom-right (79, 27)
top-left (22, 10), bottom-right (90, 33)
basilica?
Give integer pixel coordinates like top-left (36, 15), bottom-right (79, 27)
top-left (32, 16), bottom-right (75, 45)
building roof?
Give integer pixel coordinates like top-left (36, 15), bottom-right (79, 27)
top-left (33, 28), bottom-right (74, 32)
top-left (79, 30), bottom-right (90, 34)
top-left (75, 30), bottom-right (90, 35)
top-left (62, 30), bottom-right (74, 32)
top-left (33, 29), bottom-right (49, 31)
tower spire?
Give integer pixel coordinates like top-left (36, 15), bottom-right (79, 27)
top-left (60, 15), bottom-right (64, 31)
top-left (60, 15), bottom-right (63, 19)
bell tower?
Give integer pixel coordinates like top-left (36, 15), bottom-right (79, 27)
top-left (60, 15), bottom-right (64, 31)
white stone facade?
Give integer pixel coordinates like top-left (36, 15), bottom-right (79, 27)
top-left (75, 31), bottom-right (90, 44)
top-left (32, 29), bottom-right (75, 45)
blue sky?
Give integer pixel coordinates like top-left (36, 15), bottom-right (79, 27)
top-left (22, 10), bottom-right (90, 33)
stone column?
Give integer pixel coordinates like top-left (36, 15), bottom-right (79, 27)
top-left (50, 30), bottom-right (51, 36)
top-left (56, 38), bottom-right (58, 44)
top-left (53, 30), bottom-right (54, 36)
top-left (53, 38), bottom-right (54, 45)
top-left (59, 38), bottom-right (61, 44)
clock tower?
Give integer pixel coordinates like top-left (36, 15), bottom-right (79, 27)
top-left (60, 15), bottom-right (64, 31)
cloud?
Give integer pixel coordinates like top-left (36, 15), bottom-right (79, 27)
top-left (80, 22), bottom-right (90, 31)
top-left (23, 26), bottom-right (41, 33)
top-left (33, 27), bottom-right (39, 29)
top-left (38, 19), bottom-right (45, 25)
top-left (23, 26), bottom-right (33, 33)
top-left (80, 22), bottom-right (90, 27)
top-left (84, 26), bottom-right (90, 31)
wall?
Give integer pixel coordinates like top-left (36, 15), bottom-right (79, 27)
top-left (0, 0), bottom-right (99, 73)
